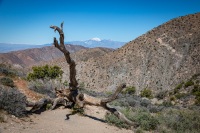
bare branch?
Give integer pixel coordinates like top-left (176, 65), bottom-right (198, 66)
top-left (50, 23), bottom-right (78, 89)
top-left (49, 23), bottom-right (137, 127)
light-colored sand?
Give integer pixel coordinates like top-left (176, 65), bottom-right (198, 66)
top-left (0, 106), bottom-right (133, 133)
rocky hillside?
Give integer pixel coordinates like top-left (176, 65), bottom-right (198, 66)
top-left (0, 44), bottom-right (87, 67)
top-left (39, 47), bottom-right (114, 79)
top-left (64, 13), bottom-right (200, 93)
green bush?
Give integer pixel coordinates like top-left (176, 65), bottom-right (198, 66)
top-left (122, 86), bottom-right (136, 95)
top-left (0, 77), bottom-right (15, 87)
top-left (132, 108), bottom-right (159, 131)
top-left (192, 85), bottom-right (200, 96)
top-left (0, 63), bottom-right (17, 77)
top-left (175, 93), bottom-right (187, 99)
top-left (27, 65), bottom-right (63, 81)
top-left (173, 82), bottom-right (184, 94)
top-left (63, 80), bottom-right (68, 87)
top-left (170, 96), bottom-right (176, 101)
top-left (140, 88), bottom-right (153, 99)
top-left (174, 82), bottom-right (184, 90)
top-left (184, 80), bottom-right (194, 88)
top-left (191, 85), bottom-right (200, 105)
top-left (135, 113), bottom-right (158, 130)
top-left (162, 100), bottom-right (173, 107)
top-left (105, 112), bottom-right (129, 129)
top-left (158, 109), bottom-right (200, 133)
top-left (106, 107), bottom-right (159, 131)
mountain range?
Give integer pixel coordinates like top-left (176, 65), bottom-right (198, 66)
top-left (1, 13), bottom-right (200, 95)
top-left (65, 38), bottom-right (126, 49)
top-left (0, 39), bottom-right (126, 53)
top-left (0, 43), bottom-right (45, 53)
top-left (0, 44), bottom-right (87, 67)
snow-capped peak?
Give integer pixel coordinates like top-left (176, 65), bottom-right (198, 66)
top-left (90, 37), bottom-right (101, 41)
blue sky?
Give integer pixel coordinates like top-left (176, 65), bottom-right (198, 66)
top-left (0, 0), bottom-right (199, 45)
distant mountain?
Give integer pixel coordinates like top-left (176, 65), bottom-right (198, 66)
top-left (65, 38), bottom-right (126, 49)
top-left (0, 39), bottom-right (126, 53)
top-left (0, 43), bottom-right (45, 53)
top-left (0, 44), bottom-right (87, 67)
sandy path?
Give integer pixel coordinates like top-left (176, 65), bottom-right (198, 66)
top-left (0, 79), bottom-right (133, 133)
top-left (0, 106), bottom-right (133, 133)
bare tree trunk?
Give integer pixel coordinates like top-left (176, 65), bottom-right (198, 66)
top-left (26, 22), bottom-right (137, 127)
top-left (50, 23), bottom-right (78, 90)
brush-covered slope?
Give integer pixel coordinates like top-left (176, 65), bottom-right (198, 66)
top-left (73, 13), bottom-right (200, 92)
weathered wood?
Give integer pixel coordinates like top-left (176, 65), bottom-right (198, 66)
top-left (50, 24), bottom-right (78, 90)
top-left (28, 22), bottom-right (138, 127)
top-left (26, 97), bottom-right (53, 112)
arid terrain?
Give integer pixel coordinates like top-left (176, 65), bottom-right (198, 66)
top-left (0, 107), bottom-right (133, 133)
top-left (1, 12), bottom-right (200, 133)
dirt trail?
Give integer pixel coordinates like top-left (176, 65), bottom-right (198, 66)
top-left (0, 106), bottom-right (133, 133)
top-left (0, 79), bottom-right (133, 133)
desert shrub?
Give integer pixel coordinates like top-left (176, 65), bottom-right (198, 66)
top-left (106, 106), bottom-right (160, 131)
top-left (184, 80), bottom-right (194, 88)
top-left (158, 109), bottom-right (200, 133)
top-left (63, 80), bottom-right (68, 87)
top-left (132, 108), bottom-right (159, 131)
top-left (192, 84), bottom-right (200, 96)
top-left (105, 113), bottom-right (130, 129)
top-left (126, 97), bottom-right (140, 107)
top-left (173, 82), bottom-right (185, 94)
top-left (148, 105), bottom-right (162, 113)
top-left (156, 91), bottom-right (167, 100)
top-left (28, 80), bottom-right (56, 98)
top-left (0, 64), bottom-right (17, 77)
top-left (175, 93), bottom-right (187, 99)
top-left (140, 88), bottom-right (153, 99)
top-left (71, 104), bottom-right (85, 115)
top-left (110, 98), bottom-right (129, 107)
top-left (136, 112), bottom-right (159, 130)
top-left (0, 77), bottom-right (15, 87)
top-left (78, 82), bottom-right (85, 89)
top-left (162, 100), bottom-right (173, 107)
top-left (170, 96), bottom-right (176, 101)
top-left (174, 82), bottom-right (184, 91)
top-left (122, 86), bottom-right (136, 95)
top-left (105, 91), bottom-right (112, 96)
top-left (0, 85), bottom-right (27, 117)
top-left (191, 85), bottom-right (200, 105)
top-left (27, 65), bottom-right (63, 81)
top-left (140, 99), bottom-right (151, 107)
top-left (191, 73), bottom-right (200, 80)
top-left (46, 104), bottom-right (52, 110)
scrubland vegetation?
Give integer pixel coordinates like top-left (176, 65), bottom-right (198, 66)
top-left (0, 63), bottom-right (200, 133)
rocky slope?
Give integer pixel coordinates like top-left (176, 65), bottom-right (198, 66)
top-left (0, 44), bottom-right (87, 67)
top-left (40, 47), bottom-right (114, 80)
top-left (63, 13), bottom-right (200, 93)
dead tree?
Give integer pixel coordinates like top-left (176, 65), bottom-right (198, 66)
top-left (27, 22), bottom-right (136, 127)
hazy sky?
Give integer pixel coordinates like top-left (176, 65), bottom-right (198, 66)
top-left (0, 0), bottom-right (199, 45)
